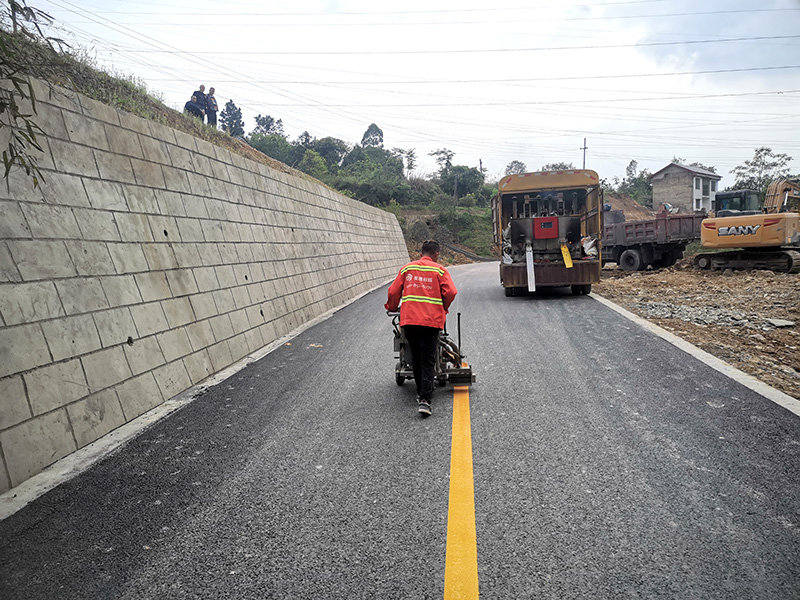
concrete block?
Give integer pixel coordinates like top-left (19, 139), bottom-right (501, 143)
top-left (83, 179), bottom-right (128, 211)
top-left (182, 194), bottom-right (209, 219)
top-left (115, 212), bottom-right (155, 242)
top-left (55, 277), bottom-right (110, 315)
top-left (101, 274), bottom-right (143, 306)
top-left (130, 157), bottom-right (167, 189)
top-left (33, 100), bottom-right (69, 140)
top-left (258, 321), bottom-right (277, 346)
top-left (0, 281), bottom-right (64, 325)
top-left (39, 172), bottom-right (91, 207)
top-left (49, 138), bottom-right (99, 177)
top-left (117, 110), bottom-right (151, 136)
top-left (183, 349), bottom-right (214, 385)
top-left (107, 242), bottom-right (149, 274)
top-left (2, 167), bottom-right (45, 203)
top-left (151, 360), bottom-right (191, 401)
top-left (24, 358), bottom-right (88, 415)
top-left (209, 159), bottom-right (230, 181)
top-left (185, 319), bottom-right (215, 351)
top-left (73, 207), bottom-right (121, 241)
top-left (79, 95), bottom-right (121, 127)
top-left (192, 153), bottom-right (213, 178)
top-left (138, 135), bottom-right (170, 164)
top-left (122, 183), bottom-right (160, 214)
top-left (66, 389), bottom-right (126, 449)
top-left (82, 345), bottom-right (132, 392)
top-left (8, 240), bottom-right (77, 280)
top-left (209, 314), bottom-right (234, 341)
top-left (166, 268), bottom-right (199, 296)
top-left (161, 296), bottom-right (195, 328)
top-left (244, 327), bottom-right (264, 353)
top-left (123, 334), bottom-right (165, 376)
top-left (175, 217), bottom-right (205, 242)
top-left (66, 240), bottom-right (117, 276)
top-left (0, 201), bottom-right (32, 238)
top-left (214, 264), bottom-right (236, 288)
top-left (229, 308), bottom-right (250, 335)
top-left (94, 150), bottom-right (136, 184)
top-left (217, 243), bottom-right (237, 265)
top-left (141, 242), bottom-right (179, 270)
top-left (186, 172), bottom-right (211, 197)
top-left (161, 165), bottom-right (191, 194)
top-left (158, 191), bottom-right (187, 218)
top-left (166, 144), bottom-right (195, 172)
top-left (20, 203), bottom-right (81, 239)
top-left (189, 291), bottom-right (218, 321)
top-left (93, 306), bottom-right (137, 347)
top-left (116, 371), bottom-right (163, 420)
top-left (172, 243), bottom-right (203, 268)
top-left (1, 409), bottom-right (76, 486)
top-left (129, 302), bottom-right (169, 337)
top-left (231, 285), bottom-right (252, 310)
top-left (207, 340), bottom-right (233, 372)
top-left (0, 375), bottom-right (32, 430)
top-left (41, 314), bottom-right (102, 362)
top-left (196, 243), bottom-right (222, 266)
top-left (221, 221), bottom-right (242, 242)
top-left (148, 215), bottom-right (179, 242)
top-left (228, 332), bottom-right (249, 361)
top-left (105, 124), bottom-right (144, 159)
top-left (201, 220), bottom-right (224, 242)
top-left (204, 198), bottom-right (227, 222)
top-left (211, 288), bottom-right (235, 314)
top-left (134, 271), bottom-right (172, 302)
top-left (156, 327), bottom-right (192, 362)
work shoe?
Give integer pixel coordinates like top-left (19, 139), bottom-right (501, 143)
top-left (417, 400), bottom-right (432, 417)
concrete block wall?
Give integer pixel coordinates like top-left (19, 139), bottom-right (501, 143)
top-left (0, 80), bottom-right (409, 493)
top-left (652, 168), bottom-right (693, 212)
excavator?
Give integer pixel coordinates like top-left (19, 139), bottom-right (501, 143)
top-left (694, 178), bottom-right (800, 272)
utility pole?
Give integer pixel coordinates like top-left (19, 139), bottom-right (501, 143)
top-left (581, 138), bottom-right (588, 169)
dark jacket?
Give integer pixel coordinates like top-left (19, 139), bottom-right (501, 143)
top-left (192, 90), bottom-right (207, 111)
top-left (206, 94), bottom-right (218, 113)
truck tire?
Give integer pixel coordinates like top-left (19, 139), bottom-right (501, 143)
top-left (660, 251), bottom-right (676, 268)
top-left (504, 286), bottom-right (515, 297)
top-left (619, 248), bottom-right (644, 271)
top-left (694, 254), bottom-right (712, 269)
top-left (581, 284), bottom-right (592, 295)
top-left (571, 285), bottom-right (582, 295)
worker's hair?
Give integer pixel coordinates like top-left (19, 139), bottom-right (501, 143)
top-left (421, 240), bottom-right (440, 256)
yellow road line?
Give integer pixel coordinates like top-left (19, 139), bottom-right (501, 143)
top-left (444, 384), bottom-right (479, 599)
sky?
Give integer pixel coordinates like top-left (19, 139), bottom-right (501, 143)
top-left (29, 0), bottom-right (800, 186)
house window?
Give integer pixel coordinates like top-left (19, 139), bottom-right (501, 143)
top-left (695, 178), bottom-right (700, 190)
top-left (702, 179), bottom-right (709, 196)
top-left (711, 181), bottom-right (717, 192)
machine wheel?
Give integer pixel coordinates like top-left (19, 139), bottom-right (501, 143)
top-left (504, 286), bottom-right (515, 297)
top-left (581, 284), bottom-right (592, 295)
top-left (437, 376), bottom-right (448, 387)
top-left (694, 254), bottom-right (712, 270)
top-left (619, 249), bottom-right (643, 272)
top-left (571, 285), bottom-right (582, 295)
top-left (395, 362), bottom-right (405, 386)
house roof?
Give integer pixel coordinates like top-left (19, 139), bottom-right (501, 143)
top-left (652, 163), bottom-right (722, 180)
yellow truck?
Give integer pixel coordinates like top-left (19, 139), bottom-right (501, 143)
top-left (492, 170), bottom-right (603, 296)
top-left (694, 178), bottom-right (800, 272)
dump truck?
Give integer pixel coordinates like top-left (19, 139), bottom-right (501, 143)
top-left (602, 211), bottom-right (705, 271)
top-left (493, 170), bottom-right (602, 296)
top-left (694, 178), bottom-right (800, 272)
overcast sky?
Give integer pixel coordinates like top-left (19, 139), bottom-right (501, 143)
top-left (34, 0), bottom-right (800, 186)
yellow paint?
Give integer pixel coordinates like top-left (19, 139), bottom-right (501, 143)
top-left (560, 244), bottom-right (574, 268)
top-left (444, 384), bottom-right (479, 599)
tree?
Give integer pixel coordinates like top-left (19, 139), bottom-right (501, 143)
top-left (504, 160), bottom-right (527, 176)
top-left (404, 148), bottom-right (417, 173)
top-left (616, 159), bottom-right (652, 204)
top-left (219, 100), bottom-right (244, 136)
top-left (429, 148), bottom-right (454, 174)
top-left (252, 114), bottom-right (284, 137)
top-left (439, 165), bottom-right (485, 201)
top-left (312, 136), bottom-right (349, 173)
top-left (1, 0), bottom-right (65, 187)
top-left (361, 123), bottom-right (383, 148)
top-left (296, 149), bottom-right (328, 179)
top-left (248, 133), bottom-right (293, 165)
top-left (540, 162), bottom-right (575, 171)
top-left (731, 147), bottom-right (793, 194)
top-left (672, 156), bottom-right (716, 173)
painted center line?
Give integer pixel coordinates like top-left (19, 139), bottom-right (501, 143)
top-left (444, 385), bottom-right (479, 599)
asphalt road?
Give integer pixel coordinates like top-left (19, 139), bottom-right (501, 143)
top-left (1, 262), bottom-right (799, 599)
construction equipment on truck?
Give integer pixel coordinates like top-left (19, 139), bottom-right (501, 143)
top-left (694, 178), bottom-right (800, 273)
top-left (493, 170), bottom-right (603, 296)
top-left (602, 211), bottom-right (705, 271)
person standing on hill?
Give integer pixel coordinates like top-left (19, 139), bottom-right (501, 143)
top-left (385, 240), bottom-right (457, 417)
top-left (206, 87), bottom-right (218, 128)
top-left (192, 84), bottom-right (207, 123)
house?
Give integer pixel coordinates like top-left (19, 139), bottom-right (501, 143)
top-left (650, 163), bottom-right (722, 213)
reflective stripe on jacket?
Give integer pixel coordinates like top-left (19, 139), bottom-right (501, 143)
top-left (385, 256), bottom-right (457, 329)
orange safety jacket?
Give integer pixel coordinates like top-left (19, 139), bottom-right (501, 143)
top-left (385, 256), bottom-right (457, 329)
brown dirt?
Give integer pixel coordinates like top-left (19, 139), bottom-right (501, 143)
top-left (594, 263), bottom-right (800, 400)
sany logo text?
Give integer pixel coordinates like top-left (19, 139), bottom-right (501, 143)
top-left (719, 225), bottom-right (761, 236)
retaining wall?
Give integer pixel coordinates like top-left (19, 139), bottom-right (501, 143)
top-left (0, 80), bottom-right (408, 493)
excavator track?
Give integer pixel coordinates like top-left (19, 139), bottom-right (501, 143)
top-left (694, 249), bottom-right (800, 273)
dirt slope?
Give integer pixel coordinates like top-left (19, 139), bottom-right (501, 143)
top-left (594, 262), bottom-right (800, 400)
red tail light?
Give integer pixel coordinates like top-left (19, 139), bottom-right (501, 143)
top-left (702, 221), bottom-right (716, 229)
top-left (763, 218), bottom-right (781, 226)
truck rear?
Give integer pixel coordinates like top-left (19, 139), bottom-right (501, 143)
top-left (493, 170), bottom-right (602, 296)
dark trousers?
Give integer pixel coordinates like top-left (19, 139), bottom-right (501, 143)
top-left (207, 111), bottom-right (217, 127)
top-left (403, 325), bottom-right (439, 402)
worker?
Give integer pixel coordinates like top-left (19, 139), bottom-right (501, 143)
top-left (385, 240), bottom-right (457, 417)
